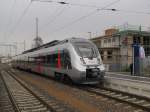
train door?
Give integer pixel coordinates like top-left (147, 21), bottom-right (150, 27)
top-left (55, 49), bottom-right (72, 82)
top-left (63, 50), bottom-right (72, 69)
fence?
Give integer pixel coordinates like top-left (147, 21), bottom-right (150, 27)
top-left (102, 53), bottom-right (150, 76)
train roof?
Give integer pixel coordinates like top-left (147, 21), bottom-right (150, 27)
top-left (22, 37), bottom-right (90, 54)
top-left (22, 40), bottom-right (59, 54)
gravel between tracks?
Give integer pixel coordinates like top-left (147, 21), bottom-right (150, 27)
top-left (0, 73), bottom-right (15, 112)
top-left (13, 69), bottom-right (146, 112)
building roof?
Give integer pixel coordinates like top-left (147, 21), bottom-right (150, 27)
top-left (116, 30), bottom-right (150, 36)
top-left (91, 30), bottom-right (150, 41)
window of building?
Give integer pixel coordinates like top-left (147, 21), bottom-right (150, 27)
top-left (112, 37), bottom-right (116, 42)
top-left (143, 36), bottom-right (150, 45)
top-left (142, 36), bottom-right (150, 56)
top-left (133, 35), bottom-right (140, 44)
top-left (108, 39), bottom-right (111, 43)
top-left (107, 50), bottom-right (112, 59)
top-left (144, 47), bottom-right (150, 56)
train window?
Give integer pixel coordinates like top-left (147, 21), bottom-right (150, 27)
top-left (47, 54), bottom-right (57, 67)
top-left (53, 54), bottom-right (58, 67)
top-left (44, 50), bottom-right (72, 69)
top-left (73, 42), bottom-right (98, 58)
top-left (28, 57), bottom-right (35, 64)
top-left (47, 55), bottom-right (50, 65)
top-left (28, 56), bottom-right (46, 64)
top-left (35, 56), bottom-right (45, 63)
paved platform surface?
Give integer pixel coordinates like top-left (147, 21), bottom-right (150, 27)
top-left (106, 72), bottom-right (150, 82)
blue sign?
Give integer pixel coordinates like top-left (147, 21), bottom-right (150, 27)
top-left (132, 44), bottom-right (140, 57)
top-left (132, 44), bottom-right (145, 75)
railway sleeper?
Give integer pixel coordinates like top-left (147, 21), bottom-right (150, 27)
top-left (19, 104), bottom-right (45, 110)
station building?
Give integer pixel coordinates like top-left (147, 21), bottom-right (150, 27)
top-left (91, 24), bottom-right (150, 72)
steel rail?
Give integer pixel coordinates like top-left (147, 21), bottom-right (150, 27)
top-left (0, 72), bottom-right (20, 112)
top-left (81, 86), bottom-right (150, 111)
top-left (6, 70), bottom-right (56, 112)
top-left (11, 68), bottom-right (150, 111)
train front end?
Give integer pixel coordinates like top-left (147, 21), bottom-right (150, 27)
top-left (71, 38), bottom-right (105, 84)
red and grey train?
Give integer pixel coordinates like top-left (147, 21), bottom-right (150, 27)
top-left (12, 38), bottom-right (105, 84)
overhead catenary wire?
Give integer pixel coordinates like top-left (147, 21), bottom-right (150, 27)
top-left (40, 0), bottom-right (69, 31)
top-left (32, 0), bottom-right (123, 9)
top-left (31, 0), bottom-right (150, 14)
top-left (5, 0), bottom-right (149, 40)
top-left (32, 0), bottom-right (103, 8)
top-left (40, 6), bottom-right (65, 30)
top-left (7, 1), bottom-right (32, 39)
top-left (43, 0), bottom-right (121, 36)
top-left (110, 9), bottom-right (150, 15)
top-left (33, 0), bottom-right (150, 35)
top-left (32, 0), bottom-right (150, 15)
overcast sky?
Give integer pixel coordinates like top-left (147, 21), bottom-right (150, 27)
top-left (0, 0), bottom-right (150, 56)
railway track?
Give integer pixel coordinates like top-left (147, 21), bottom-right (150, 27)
top-left (0, 70), bottom-right (76, 112)
top-left (9, 68), bottom-right (150, 112)
top-left (81, 86), bottom-right (150, 112)
top-left (0, 73), bottom-right (15, 112)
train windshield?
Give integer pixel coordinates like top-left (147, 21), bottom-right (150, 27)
top-left (73, 42), bottom-right (98, 58)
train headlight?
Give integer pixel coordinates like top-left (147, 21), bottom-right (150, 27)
top-left (80, 58), bottom-right (86, 64)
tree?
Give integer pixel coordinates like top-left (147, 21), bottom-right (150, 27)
top-left (32, 36), bottom-right (43, 48)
